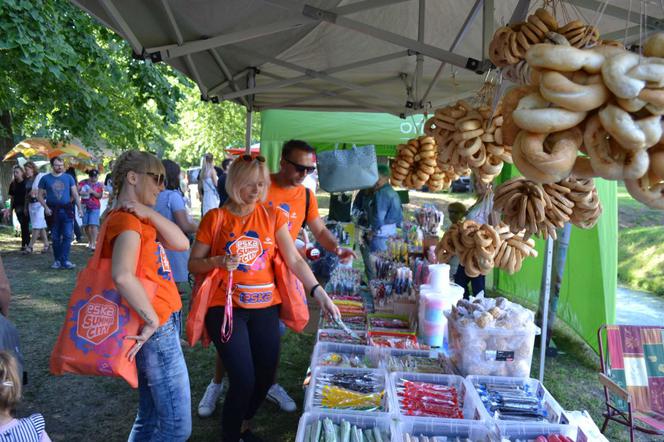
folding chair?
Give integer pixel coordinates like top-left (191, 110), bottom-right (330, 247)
top-left (597, 324), bottom-right (664, 441)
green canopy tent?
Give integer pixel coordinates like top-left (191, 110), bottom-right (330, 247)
top-left (260, 109), bottom-right (426, 172)
top-left (261, 109), bottom-right (617, 352)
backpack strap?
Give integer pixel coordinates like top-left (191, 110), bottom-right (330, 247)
top-left (301, 187), bottom-right (311, 231)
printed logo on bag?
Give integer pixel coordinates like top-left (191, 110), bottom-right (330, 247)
top-left (76, 295), bottom-right (119, 345)
top-left (228, 233), bottom-right (263, 266)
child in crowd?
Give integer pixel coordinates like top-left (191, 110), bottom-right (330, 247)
top-left (0, 351), bottom-right (51, 441)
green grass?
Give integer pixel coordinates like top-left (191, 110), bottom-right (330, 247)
top-left (618, 226), bottom-right (664, 296)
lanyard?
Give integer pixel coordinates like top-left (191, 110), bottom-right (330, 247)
top-left (220, 270), bottom-right (234, 343)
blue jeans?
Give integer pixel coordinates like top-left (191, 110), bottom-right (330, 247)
top-left (369, 235), bottom-right (389, 253)
top-left (128, 312), bottom-right (191, 442)
top-left (50, 207), bottom-right (73, 265)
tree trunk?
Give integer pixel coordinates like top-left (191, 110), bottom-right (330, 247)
top-left (0, 111), bottom-right (13, 204)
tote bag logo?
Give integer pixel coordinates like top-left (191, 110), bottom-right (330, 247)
top-left (77, 295), bottom-right (119, 345)
top-left (229, 235), bottom-right (263, 266)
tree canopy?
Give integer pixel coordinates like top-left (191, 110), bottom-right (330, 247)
top-left (0, 0), bottom-right (256, 197)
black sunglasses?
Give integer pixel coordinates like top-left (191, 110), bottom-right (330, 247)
top-left (240, 154), bottom-right (266, 163)
top-left (284, 157), bottom-right (316, 174)
top-left (145, 172), bottom-right (165, 186)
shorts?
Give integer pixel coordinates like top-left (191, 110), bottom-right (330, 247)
top-left (28, 202), bottom-right (47, 229)
top-left (82, 208), bottom-right (100, 226)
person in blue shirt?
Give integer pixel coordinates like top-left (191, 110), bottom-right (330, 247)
top-left (37, 157), bottom-right (83, 270)
top-left (367, 164), bottom-right (403, 252)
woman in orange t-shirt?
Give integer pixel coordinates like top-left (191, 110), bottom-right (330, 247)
top-left (104, 151), bottom-right (192, 441)
top-left (189, 156), bottom-right (339, 442)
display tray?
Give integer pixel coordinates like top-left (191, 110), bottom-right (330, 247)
top-left (317, 328), bottom-right (368, 346)
top-left (305, 367), bottom-right (391, 415)
top-left (296, 411), bottom-right (392, 442)
top-left (311, 342), bottom-right (382, 370)
top-left (498, 422), bottom-right (581, 442)
top-left (393, 417), bottom-right (494, 442)
top-left (467, 375), bottom-right (569, 425)
top-left (388, 372), bottom-right (486, 422)
top-left (380, 348), bottom-right (456, 375)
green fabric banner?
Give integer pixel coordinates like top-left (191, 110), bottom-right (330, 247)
top-left (493, 165), bottom-right (617, 352)
top-left (260, 109), bottom-right (425, 171)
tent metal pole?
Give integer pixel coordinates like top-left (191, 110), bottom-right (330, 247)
top-left (539, 236), bottom-right (554, 384)
top-left (98, 0), bottom-right (144, 55)
top-left (209, 49), bottom-right (249, 107)
top-left (245, 69), bottom-right (256, 154)
top-left (482, 0), bottom-right (494, 61)
top-left (209, 69), bottom-right (250, 96)
top-left (564, 0), bottom-right (663, 28)
top-left (217, 51), bottom-right (407, 105)
top-left (302, 6), bottom-right (483, 73)
top-left (509, 0), bottom-right (531, 24)
top-left (414, 0), bottom-right (425, 108)
top-left (421, 0), bottom-right (484, 104)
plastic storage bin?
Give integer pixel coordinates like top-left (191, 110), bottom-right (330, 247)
top-left (393, 417), bottom-right (495, 442)
top-left (380, 348), bottom-right (456, 374)
top-left (311, 342), bottom-right (382, 369)
top-left (305, 366), bottom-right (391, 415)
top-left (467, 375), bottom-right (568, 425)
top-left (447, 315), bottom-right (540, 377)
top-left (296, 411), bottom-right (393, 442)
top-left (389, 372), bottom-right (486, 421)
top-left (498, 422), bottom-right (580, 441)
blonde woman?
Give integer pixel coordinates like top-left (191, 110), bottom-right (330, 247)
top-left (189, 155), bottom-right (340, 442)
top-left (23, 162), bottom-right (49, 254)
top-left (198, 153), bottom-right (219, 216)
top-left (104, 150), bottom-right (191, 440)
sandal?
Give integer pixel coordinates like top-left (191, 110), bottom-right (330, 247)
top-left (22, 246), bottom-right (33, 255)
top-left (41, 245), bottom-right (50, 254)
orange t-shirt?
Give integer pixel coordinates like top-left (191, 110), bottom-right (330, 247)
top-left (265, 179), bottom-right (319, 241)
top-left (102, 211), bottom-right (182, 326)
top-left (196, 206), bottom-right (288, 308)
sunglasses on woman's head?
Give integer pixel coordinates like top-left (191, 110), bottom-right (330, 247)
top-left (240, 154), bottom-right (266, 163)
top-left (145, 172), bottom-right (165, 186)
top-left (284, 157), bottom-right (316, 174)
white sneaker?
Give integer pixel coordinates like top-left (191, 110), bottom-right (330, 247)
top-left (197, 379), bottom-right (226, 417)
top-left (50, 262), bottom-right (61, 270)
top-left (267, 383), bottom-right (297, 412)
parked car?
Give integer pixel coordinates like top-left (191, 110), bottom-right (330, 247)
top-left (451, 176), bottom-right (471, 193)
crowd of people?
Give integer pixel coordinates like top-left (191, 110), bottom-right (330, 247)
top-left (1, 139), bottom-right (485, 441)
top-left (0, 140), bottom-right (368, 442)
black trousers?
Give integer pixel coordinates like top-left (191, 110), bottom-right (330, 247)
top-left (14, 209), bottom-right (30, 248)
top-left (454, 264), bottom-right (485, 299)
top-left (205, 305), bottom-right (280, 442)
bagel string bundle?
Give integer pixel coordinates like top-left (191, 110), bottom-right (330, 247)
top-left (494, 223), bottom-right (538, 274)
top-left (424, 99), bottom-right (512, 186)
top-left (496, 31), bottom-right (664, 209)
top-left (435, 221), bottom-right (501, 278)
top-left (493, 175), bottom-right (603, 240)
top-left (390, 136), bottom-right (445, 190)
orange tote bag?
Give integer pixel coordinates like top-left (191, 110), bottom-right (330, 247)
top-left (49, 214), bottom-right (156, 388)
top-left (273, 251), bottom-right (309, 332)
top-left (186, 210), bottom-right (224, 347)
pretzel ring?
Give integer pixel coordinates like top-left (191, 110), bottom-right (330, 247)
top-left (512, 128), bottom-right (581, 183)
top-left (598, 104), bottom-right (663, 151)
top-left (601, 52), bottom-right (645, 99)
top-left (584, 114), bottom-right (649, 180)
top-left (526, 43), bottom-right (606, 73)
top-left (512, 92), bottom-right (587, 133)
top-left (539, 70), bottom-right (609, 112)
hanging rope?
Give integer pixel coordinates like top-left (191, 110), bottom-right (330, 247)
top-left (624, 0), bottom-right (633, 45)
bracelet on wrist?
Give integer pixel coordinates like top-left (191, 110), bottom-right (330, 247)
top-left (309, 284), bottom-right (321, 298)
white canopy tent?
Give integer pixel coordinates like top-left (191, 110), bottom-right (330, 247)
top-left (72, 0), bottom-right (664, 123)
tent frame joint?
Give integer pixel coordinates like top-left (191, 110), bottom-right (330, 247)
top-left (302, 4), bottom-right (337, 23)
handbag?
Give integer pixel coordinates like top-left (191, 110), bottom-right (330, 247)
top-left (186, 209), bottom-right (225, 347)
top-left (268, 208), bottom-right (309, 332)
top-left (316, 144), bottom-right (378, 192)
top-left (49, 212), bottom-right (156, 388)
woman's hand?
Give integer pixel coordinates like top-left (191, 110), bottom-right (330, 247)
top-left (312, 287), bottom-right (341, 320)
top-left (119, 200), bottom-right (155, 221)
top-left (213, 254), bottom-right (240, 271)
top-left (125, 320), bottom-right (158, 362)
